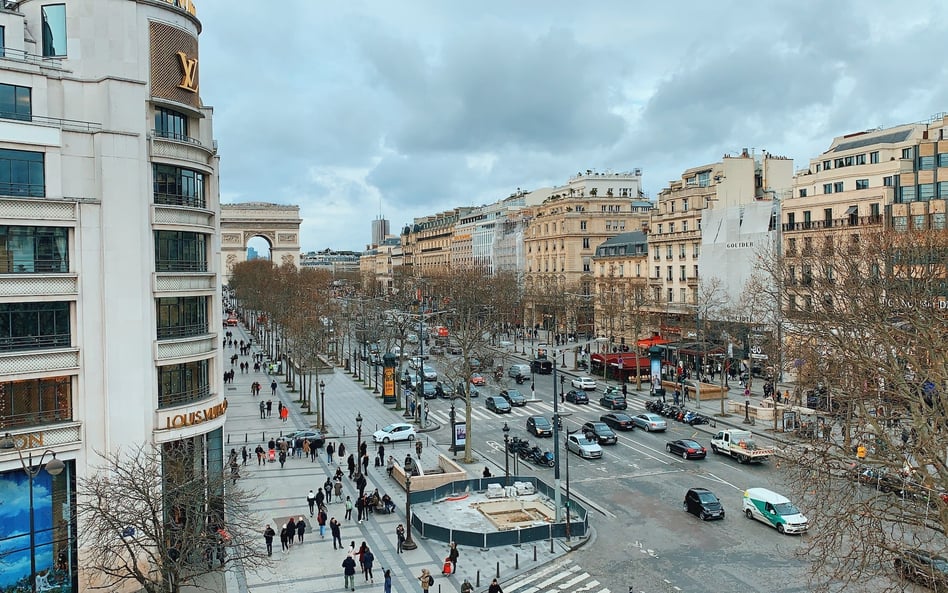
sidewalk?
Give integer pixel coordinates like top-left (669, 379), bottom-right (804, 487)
top-left (222, 323), bottom-right (572, 593)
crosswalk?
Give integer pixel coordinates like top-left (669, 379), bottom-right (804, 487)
top-left (426, 392), bottom-right (653, 425)
top-left (502, 560), bottom-right (609, 593)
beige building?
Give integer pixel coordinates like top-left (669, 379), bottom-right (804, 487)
top-left (785, 114), bottom-right (948, 316)
top-left (359, 236), bottom-right (404, 295)
top-left (647, 152), bottom-right (792, 337)
top-left (523, 170), bottom-right (651, 330)
top-left (401, 208), bottom-right (472, 274)
top-left (592, 231), bottom-right (651, 348)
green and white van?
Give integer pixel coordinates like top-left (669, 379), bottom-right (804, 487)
top-left (742, 488), bottom-right (808, 534)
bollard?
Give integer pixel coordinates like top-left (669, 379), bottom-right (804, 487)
top-left (550, 538), bottom-right (554, 553)
top-left (496, 562), bottom-right (500, 578)
top-left (438, 586), bottom-right (441, 593)
top-left (534, 545), bottom-right (537, 562)
top-left (343, 427), bottom-right (346, 437)
top-left (262, 431), bottom-right (265, 442)
top-left (226, 434), bottom-right (230, 444)
top-left (476, 571), bottom-right (480, 587)
top-left (244, 433), bottom-right (248, 443)
top-left (515, 553), bottom-right (519, 570)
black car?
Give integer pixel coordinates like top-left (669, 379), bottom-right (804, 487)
top-left (500, 389), bottom-right (527, 407)
top-left (895, 549), bottom-right (948, 591)
top-left (565, 389), bottom-right (589, 404)
top-left (531, 359), bottom-right (553, 374)
top-left (420, 381), bottom-right (438, 399)
top-left (599, 394), bottom-right (628, 410)
top-left (666, 439), bottom-right (707, 460)
top-left (683, 487), bottom-right (725, 521)
top-left (581, 421), bottom-right (618, 445)
top-left (526, 415), bottom-right (553, 437)
top-left (600, 413), bottom-right (635, 431)
top-left (486, 396), bottom-right (511, 414)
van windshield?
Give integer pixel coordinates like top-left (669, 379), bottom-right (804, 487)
top-left (773, 502), bottom-right (801, 516)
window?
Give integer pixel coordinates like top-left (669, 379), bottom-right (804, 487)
top-left (693, 265), bottom-right (698, 278)
top-left (680, 288), bottom-right (686, 303)
top-left (692, 243), bottom-right (699, 257)
top-left (0, 83), bottom-right (31, 121)
top-left (804, 296), bottom-right (812, 312)
top-left (156, 296), bottom-right (208, 339)
top-left (802, 265), bottom-right (812, 286)
top-left (155, 107), bottom-right (189, 141)
top-left (666, 266), bottom-right (672, 281)
top-left (679, 265), bottom-right (686, 281)
top-left (580, 220), bottom-right (587, 231)
top-left (855, 154), bottom-right (866, 165)
top-left (635, 263), bottom-right (641, 277)
top-left (654, 266), bottom-right (660, 279)
top-left (918, 183), bottom-right (934, 201)
top-left (898, 186), bottom-right (916, 203)
top-left (918, 156), bottom-right (935, 170)
top-left (0, 302), bottom-right (70, 351)
top-left (786, 212), bottom-right (795, 227)
top-left (855, 179), bottom-right (869, 190)
top-left (0, 376), bottom-right (71, 430)
top-left (833, 181), bottom-right (844, 192)
top-left (0, 149), bottom-right (45, 197)
top-left (824, 208), bottom-right (832, 224)
top-left (653, 287), bottom-right (661, 302)
top-left (155, 230), bottom-right (207, 272)
top-left (823, 183), bottom-right (832, 194)
top-left (870, 151), bottom-right (879, 164)
top-left (657, 224), bottom-right (662, 234)
top-left (682, 198), bottom-right (689, 211)
top-left (153, 164), bottom-right (206, 208)
top-left (902, 147), bottom-right (914, 160)
top-left (582, 237), bottom-right (590, 249)
top-left (933, 213), bottom-right (945, 230)
top-left (41, 4), bottom-right (67, 57)
top-left (939, 182), bottom-right (948, 198)
top-left (159, 359), bottom-right (210, 408)
top-left (0, 26), bottom-right (5, 57)
top-left (787, 238), bottom-right (796, 254)
top-left (666, 246), bottom-right (673, 259)
top-left (582, 257), bottom-right (590, 272)
top-left (883, 176), bottom-right (894, 186)
top-left (834, 158), bottom-right (844, 168)
top-left (787, 266), bottom-right (796, 285)
top-left (844, 156), bottom-right (853, 167)
top-left (682, 221), bottom-right (688, 232)
top-left (799, 189), bottom-right (807, 197)
top-left (803, 211), bottom-right (812, 226)
top-left (669, 201), bottom-right (675, 213)
top-left (679, 245), bottom-right (686, 258)
top-left (668, 222), bottom-right (675, 233)
top-left (697, 171), bottom-right (710, 187)
top-left (0, 226), bottom-right (68, 273)
top-left (939, 153), bottom-right (948, 168)
top-left (892, 216), bottom-right (908, 232)
top-left (822, 160), bottom-right (831, 170)
top-left (667, 288), bottom-right (673, 302)
top-left (788, 295), bottom-right (797, 311)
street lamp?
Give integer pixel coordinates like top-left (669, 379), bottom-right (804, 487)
top-left (372, 359), bottom-right (379, 394)
top-left (564, 428), bottom-right (574, 540)
top-left (502, 423), bottom-right (510, 487)
top-left (402, 474), bottom-right (417, 550)
top-left (319, 380), bottom-right (326, 431)
top-left (1, 433), bottom-right (65, 593)
top-left (449, 403), bottom-right (457, 457)
top-left (356, 412), bottom-right (363, 460)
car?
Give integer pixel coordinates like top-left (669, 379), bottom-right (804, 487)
top-left (283, 429), bottom-right (326, 448)
top-left (667, 439), bottom-right (707, 459)
top-left (599, 394), bottom-right (627, 410)
top-left (428, 345), bottom-right (445, 355)
top-left (526, 416), bottom-right (553, 437)
top-left (422, 365), bottom-right (438, 381)
top-left (565, 390), bottom-right (589, 404)
top-left (419, 381), bottom-right (437, 399)
top-left (530, 358), bottom-right (553, 374)
top-left (500, 389), bottom-right (527, 407)
top-left (448, 346), bottom-right (462, 355)
top-left (408, 356), bottom-right (424, 369)
top-left (470, 373), bottom-right (486, 386)
top-left (436, 381), bottom-right (455, 399)
top-left (372, 423), bottom-right (416, 443)
top-left (571, 376), bottom-right (597, 390)
top-left (632, 413), bottom-right (667, 432)
top-left (486, 396), bottom-right (511, 414)
top-left (599, 413), bottom-right (635, 431)
top-left (581, 421), bottom-right (618, 445)
top-left (566, 434), bottom-right (603, 459)
top-left (683, 487), bottom-right (725, 521)
top-left (224, 315), bottom-right (238, 326)
top-left (895, 549), bottom-right (948, 591)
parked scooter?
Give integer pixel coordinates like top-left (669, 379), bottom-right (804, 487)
top-left (521, 446), bottom-right (555, 467)
top-left (506, 437), bottom-right (531, 455)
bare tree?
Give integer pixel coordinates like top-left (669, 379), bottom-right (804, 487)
top-left (76, 445), bottom-right (266, 593)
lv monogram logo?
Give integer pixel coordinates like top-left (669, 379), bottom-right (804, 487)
top-left (177, 51), bottom-right (199, 92)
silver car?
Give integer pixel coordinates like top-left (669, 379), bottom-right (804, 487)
top-left (632, 413), bottom-right (668, 432)
top-left (566, 434), bottom-right (603, 459)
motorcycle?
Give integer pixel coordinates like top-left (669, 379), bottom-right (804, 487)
top-left (688, 414), bottom-right (710, 426)
top-left (603, 385), bottom-right (621, 397)
top-left (506, 437), bottom-right (531, 455)
top-left (577, 359), bottom-right (589, 370)
top-left (645, 399), bottom-right (664, 413)
top-left (521, 446), bottom-right (555, 467)
top-left (515, 374), bottom-right (528, 385)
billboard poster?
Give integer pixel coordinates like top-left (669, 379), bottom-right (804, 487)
top-left (453, 422), bottom-right (467, 448)
top-left (382, 366), bottom-right (395, 404)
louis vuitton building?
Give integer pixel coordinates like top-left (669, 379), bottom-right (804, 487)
top-left (0, 1), bottom-right (225, 591)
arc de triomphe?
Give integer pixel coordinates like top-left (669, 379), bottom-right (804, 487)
top-left (220, 202), bottom-right (302, 285)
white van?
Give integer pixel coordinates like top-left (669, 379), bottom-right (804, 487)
top-left (742, 488), bottom-right (808, 534)
top-left (508, 364), bottom-right (531, 379)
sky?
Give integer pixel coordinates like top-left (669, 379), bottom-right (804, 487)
top-left (197, 1), bottom-right (948, 253)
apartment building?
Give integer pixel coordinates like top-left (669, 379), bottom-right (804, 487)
top-left (523, 170), bottom-right (651, 329)
top-left (400, 207), bottom-right (472, 274)
top-left (648, 153), bottom-right (792, 336)
top-left (0, 2), bottom-right (223, 591)
top-left (784, 115), bottom-right (948, 316)
top-left (592, 231), bottom-right (650, 347)
top-left (359, 236), bottom-right (403, 295)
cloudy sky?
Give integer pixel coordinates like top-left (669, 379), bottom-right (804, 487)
top-left (198, 1), bottom-right (948, 252)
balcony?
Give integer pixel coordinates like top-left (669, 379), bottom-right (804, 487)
top-left (156, 333), bottom-right (217, 361)
top-left (154, 272), bottom-right (216, 294)
top-left (150, 130), bottom-right (217, 165)
top-left (0, 347), bottom-right (79, 375)
top-left (782, 215), bottom-right (883, 232)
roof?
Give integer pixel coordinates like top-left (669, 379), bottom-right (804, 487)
top-left (832, 129), bottom-right (912, 153)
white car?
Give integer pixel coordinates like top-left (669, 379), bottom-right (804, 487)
top-left (571, 376), bottom-right (597, 390)
top-left (632, 413), bottom-right (668, 432)
top-left (422, 365), bottom-right (438, 381)
top-left (373, 423), bottom-right (416, 443)
top-left (566, 434), bottom-right (603, 459)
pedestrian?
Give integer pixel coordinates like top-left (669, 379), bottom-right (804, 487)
top-left (315, 487), bottom-right (325, 509)
top-left (334, 479), bottom-right (343, 501)
top-left (259, 400), bottom-right (266, 419)
top-left (338, 441), bottom-right (346, 460)
top-left (280, 406), bottom-right (289, 423)
top-left (266, 399), bottom-right (272, 418)
top-left (296, 516), bottom-right (306, 543)
top-left (285, 517), bottom-right (296, 547)
top-left (361, 453), bottom-right (369, 475)
top-left (415, 440), bottom-right (422, 460)
top-left (396, 524), bottom-right (405, 554)
top-left (356, 473), bottom-right (367, 497)
top-left (386, 455), bottom-right (395, 477)
top-left (271, 380), bottom-right (278, 396)
top-left (255, 444), bottom-right (265, 465)
top-left (344, 496), bottom-right (353, 520)
top-left (448, 541), bottom-right (459, 573)
top-left (355, 494), bottom-right (365, 523)
top-left (327, 442), bottom-right (335, 463)
top-left (424, 403), bottom-right (429, 426)
top-left (488, 578), bottom-right (503, 593)
top-left (241, 446), bottom-right (248, 466)
top-left (318, 507), bottom-right (328, 537)
top-left (278, 450), bottom-right (287, 468)
top-left (482, 466), bottom-right (491, 478)
top-left (263, 524), bottom-right (275, 556)
top-left (358, 541), bottom-right (368, 573)
top-left (330, 517), bottom-right (342, 549)
top-left (419, 568), bottom-right (433, 593)
top-left (384, 570), bottom-right (392, 593)
top-left (307, 489), bottom-right (317, 516)
top-left (324, 478), bottom-right (333, 503)
top-left (342, 554), bottom-right (357, 592)
top-left (302, 439), bottom-right (311, 460)
top-left (377, 443), bottom-right (385, 461)
top-left (279, 524), bottom-right (289, 552)
top-left (347, 454), bottom-right (356, 478)
top-left (363, 545), bottom-right (375, 583)
top-left (461, 578), bottom-right (473, 593)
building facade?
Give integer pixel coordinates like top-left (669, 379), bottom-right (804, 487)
top-left (0, 2), bottom-right (224, 591)
top-left (591, 231), bottom-right (650, 348)
top-left (400, 208), bottom-right (472, 274)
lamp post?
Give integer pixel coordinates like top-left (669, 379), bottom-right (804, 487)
top-left (402, 474), bottom-right (417, 550)
top-left (502, 423), bottom-right (510, 487)
top-left (564, 428), bottom-right (574, 540)
top-left (449, 403), bottom-right (457, 457)
top-left (373, 359), bottom-right (379, 394)
top-left (356, 412), bottom-right (363, 459)
top-left (319, 380), bottom-right (326, 431)
top-left (402, 370), bottom-right (413, 418)
top-left (1, 434), bottom-right (65, 593)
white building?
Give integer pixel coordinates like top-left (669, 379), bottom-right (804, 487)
top-left (0, 2), bottom-right (224, 591)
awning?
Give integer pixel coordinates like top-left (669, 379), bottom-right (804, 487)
top-left (637, 336), bottom-right (670, 348)
top-left (845, 206), bottom-right (857, 216)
